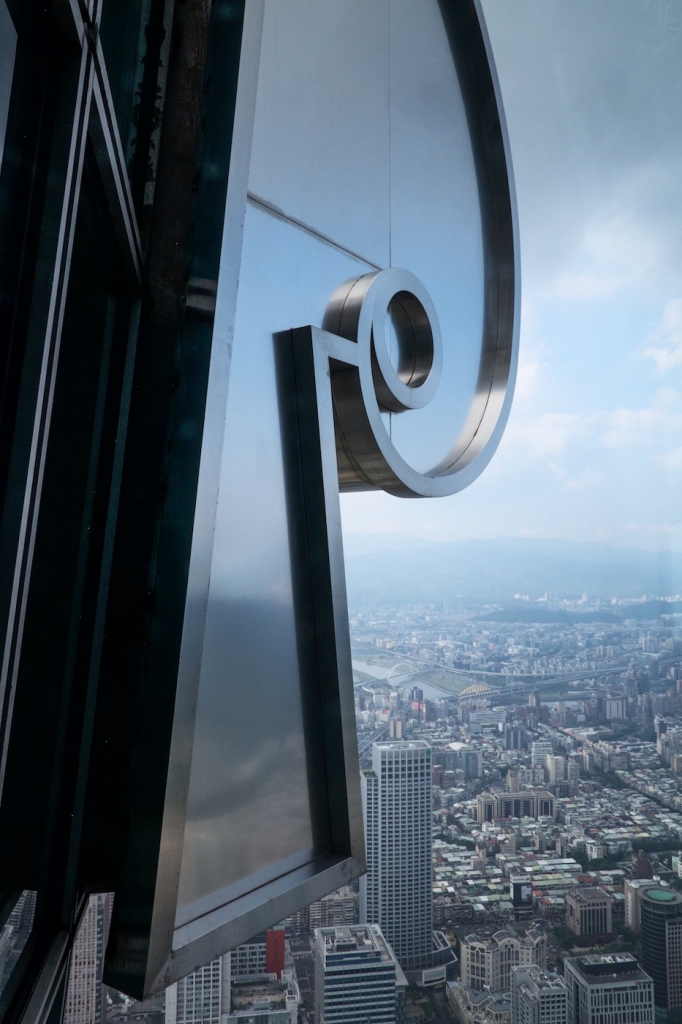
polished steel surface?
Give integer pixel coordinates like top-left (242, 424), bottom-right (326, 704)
top-left (174, 201), bottom-right (372, 925)
top-left (139, 0), bottom-right (517, 993)
top-left (246, 0), bottom-right (518, 495)
top-left (388, 0), bottom-right (486, 475)
top-left (248, 0), bottom-right (390, 269)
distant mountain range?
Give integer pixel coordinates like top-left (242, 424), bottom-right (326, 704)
top-left (342, 535), bottom-right (682, 608)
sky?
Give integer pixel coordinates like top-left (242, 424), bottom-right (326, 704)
top-left (340, 0), bottom-right (682, 554)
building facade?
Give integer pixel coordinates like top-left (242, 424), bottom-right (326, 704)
top-left (640, 887), bottom-right (682, 1013)
top-left (314, 924), bottom-right (406, 1024)
top-left (361, 741), bottom-right (433, 973)
top-left (624, 879), bottom-right (650, 934)
top-left (477, 791), bottom-right (555, 823)
top-left (460, 928), bottom-right (547, 993)
top-left (564, 954), bottom-right (654, 1024)
top-left (511, 965), bottom-right (567, 1024)
top-left (565, 888), bottom-right (613, 937)
top-left (165, 955), bottom-right (231, 1024)
top-left (63, 893), bottom-right (113, 1024)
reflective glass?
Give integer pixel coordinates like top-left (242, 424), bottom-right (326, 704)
top-left (98, 1), bottom-right (149, 170)
top-left (0, 0), bottom-right (15, 169)
top-left (0, 891), bottom-right (36, 994)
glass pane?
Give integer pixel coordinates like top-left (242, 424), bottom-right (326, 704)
top-left (0, 891), bottom-right (36, 993)
top-left (98, 1), bottom-right (149, 171)
top-left (0, 0), bottom-right (16, 169)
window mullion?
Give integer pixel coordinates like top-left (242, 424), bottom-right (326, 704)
top-left (90, 47), bottom-right (143, 284)
top-left (0, 36), bottom-right (96, 798)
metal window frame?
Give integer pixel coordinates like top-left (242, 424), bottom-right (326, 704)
top-left (0, 0), bottom-right (143, 1018)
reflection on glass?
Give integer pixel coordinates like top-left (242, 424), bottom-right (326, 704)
top-left (0, 0), bottom-right (16, 170)
top-left (0, 891), bottom-right (37, 994)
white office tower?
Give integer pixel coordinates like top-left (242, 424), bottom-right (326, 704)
top-left (564, 954), bottom-right (654, 1024)
top-left (531, 741), bottom-right (553, 767)
top-left (545, 754), bottom-right (566, 784)
top-left (512, 965), bottom-right (567, 1024)
top-left (165, 954), bottom-right (231, 1024)
top-left (314, 924), bottom-right (406, 1024)
top-left (361, 741), bottom-right (433, 975)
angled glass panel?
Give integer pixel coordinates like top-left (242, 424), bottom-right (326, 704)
top-left (0, 0), bottom-right (15, 170)
top-left (0, 891), bottom-right (36, 995)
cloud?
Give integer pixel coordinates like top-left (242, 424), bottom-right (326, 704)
top-left (552, 214), bottom-right (659, 300)
top-left (600, 388), bottom-right (682, 449)
top-left (643, 298), bottom-right (682, 374)
top-left (504, 412), bottom-right (586, 458)
top-left (564, 470), bottom-right (604, 492)
top-left (657, 447), bottom-right (682, 473)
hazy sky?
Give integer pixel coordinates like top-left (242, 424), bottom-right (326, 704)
top-left (340, 0), bottom-right (682, 553)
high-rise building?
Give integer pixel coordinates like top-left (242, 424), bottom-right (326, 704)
top-left (361, 741), bottom-right (433, 975)
top-left (460, 927), bottom-right (546, 992)
top-left (0, 891), bottom-right (37, 992)
top-left (63, 893), bottom-right (113, 1024)
top-left (624, 878), bottom-right (650, 934)
top-left (565, 887), bottom-right (613, 937)
top-left (566, 754), bottom-right (582, 783)
top-left (511, 965), bottom-right (567, 1024)
top-left (564, 954), bottom-right (654, 1024)
top-left (640, 887), bottom-right (682, 1014)
top-left (165, 930), bottom-right (286, 1024)
top-left (504, 724), bottom-right (528, 751)
top-left (314, 924), bottom-right (406, 1024)
top-left (165, 955), bottom-right (231, 1024)
top-left (545, 755), bottom-right (566, 784)
top-left (531, 741), bottom-right (553, 767)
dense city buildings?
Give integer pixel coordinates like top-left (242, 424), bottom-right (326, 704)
top-left (313, 925), bottom-right (406, 1024)
top-left (564, 955), bottom-right (654, 1024)
top-left (640, 887), bottom-right (682, 1014)
top-left (511, 965), bottom-right (568, 1024)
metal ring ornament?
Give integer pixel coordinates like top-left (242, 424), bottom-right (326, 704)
top-left (327, 269), bottom-right (443, 414)
top-left (324, 265), bottom-right (518, 499)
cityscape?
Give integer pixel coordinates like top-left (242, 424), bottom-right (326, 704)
top-left (2, 563), bottom-right (681, 1024)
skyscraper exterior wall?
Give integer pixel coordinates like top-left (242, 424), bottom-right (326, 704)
top-left (640, 887), bottom-right (682, 1012)
top-left (314, 924), bottom-right (406, 1024)
top-left (63, 893), bottom-right (113, 1024)
top-left (360, 741), bottom-right (433, 973)
top-left (165, 954), bottom-right (231, 1024)
top-left (564, 954), bottom-right (654, 1024)
top-left (624, 878), bottom-right (650, 934)
top-left (531, 741), bottom-right (553, 767)
top-left (511, 965), bottom-right (567, 1024)
top-left (545, 755), bottom-right (566, 784)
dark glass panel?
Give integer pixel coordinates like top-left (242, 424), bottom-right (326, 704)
top-left (0, 891), bottom-right (37, 995)
top-left (0, 144), bottom-right (134, 898)
top-left (98, 0), bottom-right (151, 172)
